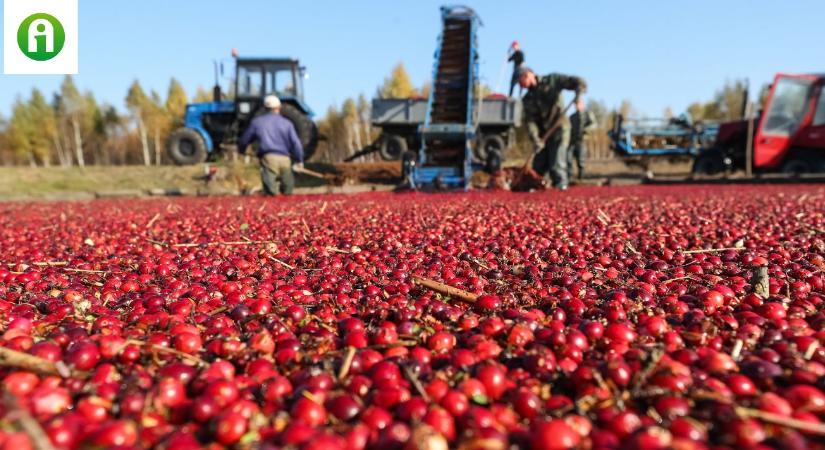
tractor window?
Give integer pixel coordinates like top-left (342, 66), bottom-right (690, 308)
top-left (762, 77), bottom-right (813, 136)
top-left (814, 89), bottom-right (825, 127)
top-left (267, 67), bottom-right (296, 98)
top-left (237, 66), bottom-right (263, 97)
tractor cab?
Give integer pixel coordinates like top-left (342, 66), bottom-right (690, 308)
top-left (233, 58), bottom-right (307, 120)
top-left (167, 55), bottom-right (318, 166)
top-left (755, 73), bottom-right (825, 172)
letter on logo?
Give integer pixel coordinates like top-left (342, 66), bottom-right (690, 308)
top-left (28, 18), bottom-right (54, 53)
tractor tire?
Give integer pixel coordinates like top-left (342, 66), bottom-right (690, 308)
top-left (168, 128), bottom-right (207, 165)
top-left (279, 104), bottom-right (319, 161)
top-left (692, 150), bottom-right (725, 176)
top-left (781, 158), bottom-right (813, 175)
top-left (379, 134), bottom-right (407, 161)
top-left (475, 134), bottom-right (506, 162)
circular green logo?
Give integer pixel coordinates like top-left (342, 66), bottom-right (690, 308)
top-left (17, 13), bottom-right (65, 61)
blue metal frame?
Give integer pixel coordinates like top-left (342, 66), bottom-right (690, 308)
top-left (413, 5), bottom-right (482, 190)
top-left (610, 118), bottom-right (720, 157)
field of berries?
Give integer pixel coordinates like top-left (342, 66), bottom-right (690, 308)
top-left (1, 185), bottom-right (824, 450)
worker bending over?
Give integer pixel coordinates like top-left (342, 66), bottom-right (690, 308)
top-left (519, 67), bottom-right (587, 191)
top-left (238, 95), bottom-right (304, 195)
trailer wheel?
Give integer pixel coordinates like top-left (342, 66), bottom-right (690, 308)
top-left (485, 150), bottom-right (502, 173)
top-left (475, 134), bottom-right (506, 161)
top-left (692, 150), bottom-right (725, 176)
top-left (379, 134), bottom-right (407, 161)
top-left (168, 128), bottom-right (207, 165)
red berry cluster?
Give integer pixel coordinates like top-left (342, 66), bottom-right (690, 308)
top-left (0, 185), bottom-right (823, 449)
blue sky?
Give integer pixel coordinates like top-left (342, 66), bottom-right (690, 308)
top-left (1, 0), bottom-right (823, 119)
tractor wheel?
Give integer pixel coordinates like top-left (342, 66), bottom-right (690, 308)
top-left (475, 134), bottom-right (506, 161)
top-left (379, 134), bottom-right (407, 161)
top-left (692, 150), bottom-right (725, 176)
top-left (279, 104), bottom-right (319, 161)
top-left (168, 128), bottom-right (207, 165)
top-left (781, 158), bottom-right (813, 176)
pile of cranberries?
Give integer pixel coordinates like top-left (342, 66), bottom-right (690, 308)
top-left (0, 185), bottom-right (824, 449)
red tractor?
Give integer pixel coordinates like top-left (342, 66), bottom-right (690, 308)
top-left (693, 73), bottom-right (825, 175)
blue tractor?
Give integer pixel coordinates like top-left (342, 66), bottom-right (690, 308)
top-left (167, 57), bottom-right (318, 165)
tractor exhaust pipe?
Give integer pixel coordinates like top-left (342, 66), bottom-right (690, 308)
top-left (212, 60), bottom-right (222, 102)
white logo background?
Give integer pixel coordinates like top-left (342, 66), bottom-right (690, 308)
top-left (3, 0), bottom-right (78, 74)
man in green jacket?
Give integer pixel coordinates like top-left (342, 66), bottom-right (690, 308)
top-left (519, 67), bottom-right (587, 190)
top-left (568, 98), bottom-right (597, 181)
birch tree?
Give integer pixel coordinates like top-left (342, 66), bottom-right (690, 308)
top-left (126, 80), bottom-right (151, 165)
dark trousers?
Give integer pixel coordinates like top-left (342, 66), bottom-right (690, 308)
top-left (532, 127), bottom-right (570, 188)
top-left (260, 153), bottom-right (294, 195)
top-left (568, 141), bottom-right (587, 179)
top-left (509, 70), bottom-right (522, 97)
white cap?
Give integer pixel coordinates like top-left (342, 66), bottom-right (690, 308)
top-left (263, 95), bottom-right (281, 109)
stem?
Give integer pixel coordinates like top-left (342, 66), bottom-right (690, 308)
top-left (403, 365), bottom-right (431, 403)
top-left (269, 256), bottom-right (295, 270)
top-left (681, 247), bottom-right (747, 254)
top-left (3, 392), bottom-right (57, 450)
top-left (411, 275), bottom-right (478, 303)
top-left (337, 346), bottom-right (357, 381)
top-left (172, 240), bottom-right (278, 248)
top-left (146, 213), bottom-right (161, 228)
top-left (736, 406), bottom-right (825, 435)
top-left (0, 347), bottom-right (62, 377)
top-left (125, 339), bottom-right (206, 367)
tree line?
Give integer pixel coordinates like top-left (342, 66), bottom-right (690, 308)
top-left (0, 76), bottom-right (212, 167)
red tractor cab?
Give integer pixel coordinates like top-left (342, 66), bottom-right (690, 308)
top-left (755, 73), bottom-right (825, 173)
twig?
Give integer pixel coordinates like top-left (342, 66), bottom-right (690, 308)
top-left (736, 406), bottom-right (825, 435)
top-left (325, 246), bottom-right (351, 254)
top-left (753, 265), bottom-right (770, 298)
top-left (125, 339), bottom-right (207, 367)
top-left (337, 346), bottom-right (357, 381)
top-left (731, 339), bottom-right (744, 361)
top-left (632, 346), bottom-right (664, 395)
top-left (269, 256), bottom-right (295, 270)
top-left (403, 365), bottom-right (431, 403)
top-left (208, 306), bottom-right (229, 315)
top-left (3, 392), bottom-right (57, 450)
top-left (63, 268), bottom-right (109, 274)
top-left (661, 276), bottom-right (695, 284)
top-left (471, 258), bottom-right (491, 271)
top-left (370, 340), bottom-right (419, 349)
top-left (411, 275), bottom-right (478, 303)
top-left (33, 261), bottom-right (68, 267)
top-left (596, 209), bottom-right (611, 225)
top-left (319, 201), bottom-right (328, 214)
top-left (681, 247), bottom-right (747, 254)
top-left (171, 240), bottom-right (278, 248)
top-left (5, 261), bottom-right (68, 268)
top-left (0, 347), bottom-right (71, 377)
top-left (804, 341), bottom-right (819, 360)
top-left (145, 213), bottom-right (161, 228)
top-left (145, 238), bottom-right (168, 247)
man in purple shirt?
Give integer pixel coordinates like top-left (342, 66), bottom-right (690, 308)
top-left (237, 95), bottom-right (304, 195)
